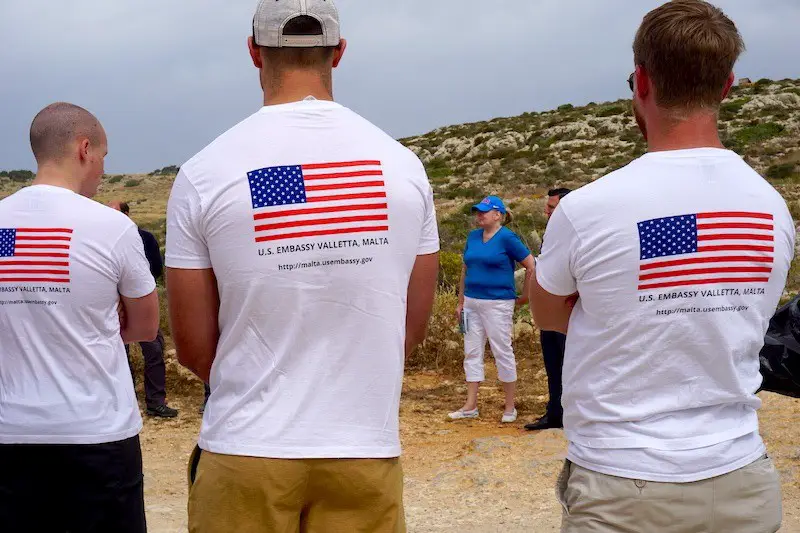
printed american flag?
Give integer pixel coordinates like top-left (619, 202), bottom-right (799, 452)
top-left (247, 160), bottom-right (389, 243)
top-left (638, 212), bottom-right (774, 291)
top-left (0, 228), bottom-right (72, 284)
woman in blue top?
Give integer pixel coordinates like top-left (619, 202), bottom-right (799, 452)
top-left (449, 196), bottom-right (534, 423)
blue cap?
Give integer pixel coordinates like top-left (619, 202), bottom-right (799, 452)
top-left (472, 195), bottom-right (506, 214)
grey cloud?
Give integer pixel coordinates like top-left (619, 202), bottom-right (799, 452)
top-left (0, 0), bottom-right (798, 173)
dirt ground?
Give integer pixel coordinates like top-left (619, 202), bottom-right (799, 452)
top-left (135, 355), bottom-right (800, 533)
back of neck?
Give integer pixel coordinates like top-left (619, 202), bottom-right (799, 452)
top-left (32, 165), bottom-right (81, 194)
top-left (263, 71), bottom-right (333, 107)
top-left (646, 111), bottom-right (725, 153)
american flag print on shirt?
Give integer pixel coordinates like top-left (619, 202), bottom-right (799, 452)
top-left (247, 160), bottom-right (389, 243)
top-left (637, 212), bottom-right (774, 291)
top-left (0, 228), bottom-right (72, 284)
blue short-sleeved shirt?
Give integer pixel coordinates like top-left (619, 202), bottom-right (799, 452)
top-left (463, 226), bottom-right (531, 300)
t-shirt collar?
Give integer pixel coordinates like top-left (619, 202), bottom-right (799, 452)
top-left (257, 97), bottom-right (343, 115)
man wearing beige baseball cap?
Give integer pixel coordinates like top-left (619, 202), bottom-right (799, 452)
top-left (167, 0), bottom-right (440, 532)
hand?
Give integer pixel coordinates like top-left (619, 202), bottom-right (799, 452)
top-left (515, 297), bottom-right (528, 308)
top-left (455, 303), bottom-right (464, 321)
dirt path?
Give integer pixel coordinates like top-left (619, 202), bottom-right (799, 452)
top-left (138, 368), bottom-right (800, 533)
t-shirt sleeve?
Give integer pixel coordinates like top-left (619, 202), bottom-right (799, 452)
top-left (505, 230), bottom-right (531, 262)
top-left (536, 205), bottom-right (579, 296)
top-left (165, 169), bottom-right (212, 269)
top-left (417, 179), bottom-right (440, 255)
top-left (114, 225), bottom-right (157, 299)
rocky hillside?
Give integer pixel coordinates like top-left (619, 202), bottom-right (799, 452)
top-left (400, 77), bottom-right (800, 260)
top-left (2, 78), bottom-right (799, 262)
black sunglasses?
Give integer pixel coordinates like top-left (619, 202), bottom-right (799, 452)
top-left (627, 72), bottom-right (635, 92)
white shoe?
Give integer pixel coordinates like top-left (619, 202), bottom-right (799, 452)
top-left (448, 408), bottom-right (479, 420)
top-left (501, 409), bottom-right (518, 423)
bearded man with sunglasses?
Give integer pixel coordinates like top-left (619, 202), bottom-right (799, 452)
top-left (531, 2), bottom-right (794, 531)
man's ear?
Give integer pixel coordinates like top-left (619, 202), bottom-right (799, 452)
top-left (248, 36), bottom-right (263, 69)
top-left (77, 138), bottom-right (91, 164)
top-left (721, 71), bottom-right (735, 100)
top-left (635, 65), bottom-right (651, 101)
top-left (332, 38), bottom-right (347, 68)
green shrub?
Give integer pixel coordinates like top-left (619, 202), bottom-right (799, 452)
top-left (589, 158), bottom-right (612, 169)
top-left (407, 289), bottom-right (462, 372)
top-left (733, 123), bottom-right (785, 146)
top-left (557, 104), bottom-right (574, 111)
top-left (125, 179), bottom-right (142, 188)
top-left (766, 163), bottom-right (797, 180)
top-left (438, 251), bottom-right (463, 289)
top-left (619, 127), bottom-right (642, 143)
top-left (148, 165), bottom-right (180, 176)
top-left (108, 175), bottom-right (123, 184)
top-left (719, 97), bottom-right (751, 120)
top-left (596, 105), bottom-right (627, 118)
top-left (489, 147), bottom-right (516, 160)
top-left (1, 170), bottom-right (34, 182)
top-left (427, 166), bottom-right (453, 181)
top-left (441, 185), bottom-right (481, 201)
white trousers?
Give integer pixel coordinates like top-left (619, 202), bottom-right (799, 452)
top-left (463, 297), bottom-right (517, 383)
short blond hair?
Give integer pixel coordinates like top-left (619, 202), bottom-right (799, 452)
top-left (633, 0), bottom-right (744, 110)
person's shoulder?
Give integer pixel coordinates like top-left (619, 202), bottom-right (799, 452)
top-left (500, 226), bottom-right (521, 239)
top-left (467, 228), bottom-right (483, 240)
top-left (180, 110), bottom-right (264, 177)
top-left (558, 157), bottom-right (646, 213)
top-left (339, 107), bottom-right (425, 168)
top-left (89, 201), bottom-right (139, 234)
top-left (68, 197), bottom-right (139, 243)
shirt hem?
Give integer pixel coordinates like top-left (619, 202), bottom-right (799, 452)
top-left (0, 423), bottom-right (142, 446)
top-left (119, 281), bottom-right (157, 300)
top-left (567, 444), bottom-right (766, 483)
top-left (165, 258), bottom-right (214, 270)
top-left (417, 244), bottom-right (441, 255)
top-left (565, 418), bottom-right (758, 450)
top-left (535, 268), bottom-right (576, 298)
top-left (198, 439), bottom-right (401, 459)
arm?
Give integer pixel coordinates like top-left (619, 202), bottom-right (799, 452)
top-left (528, 204), bottom-right (580, 334)
top-left (167, 268), bottom-right (220, 383)
top-left (164, 170), bottom-right (216, 380)
top-left (406, 252), bottom-right (439, 357)
top-left (115, 224), bottom-right (158, 342)
top-left (515, 254), bottom-right (535, 306)
top-left (530, 271), bottom-right (577, 334)
top-left (167, 268), bottom-right (219, 383)
top-left (120, 291), bottom-right (159, 343)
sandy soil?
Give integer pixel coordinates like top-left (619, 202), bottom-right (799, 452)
top-left (134, 354), bottom-right (800, 533)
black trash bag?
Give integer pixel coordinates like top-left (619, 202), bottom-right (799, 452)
top-left (758, 296), bottom-right (800, 398)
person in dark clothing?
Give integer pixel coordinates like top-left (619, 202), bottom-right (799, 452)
top-left (110, 200), bottom-right (178, 419)
top-left (525, 188), bottom-right (571, 431)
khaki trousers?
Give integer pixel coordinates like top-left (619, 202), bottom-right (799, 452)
top-left (188, 448), bottom-right (405, 533)
top-left (557, 455), bottom-right (782, 533)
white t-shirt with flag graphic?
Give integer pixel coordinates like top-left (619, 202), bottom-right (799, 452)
top-left (166, 99), bottom-right (440, 459)
top-left (536, 148), bottom-right (795, 482)
top-left (0, 185), bottom-right (155, 445)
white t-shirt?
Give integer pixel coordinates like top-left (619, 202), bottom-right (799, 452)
top-left (166, 99), bottom-right (440, 459)
top-left (536, 148), bottom-right (795, 482)
top-left (0, 185), bottom-right (155, 445)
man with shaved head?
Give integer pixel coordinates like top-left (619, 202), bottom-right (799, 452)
top-left (0, 102), bottom-right (158, 533)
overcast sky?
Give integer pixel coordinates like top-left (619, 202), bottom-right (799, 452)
top-left (1, 0), bottom-right (798, 173)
